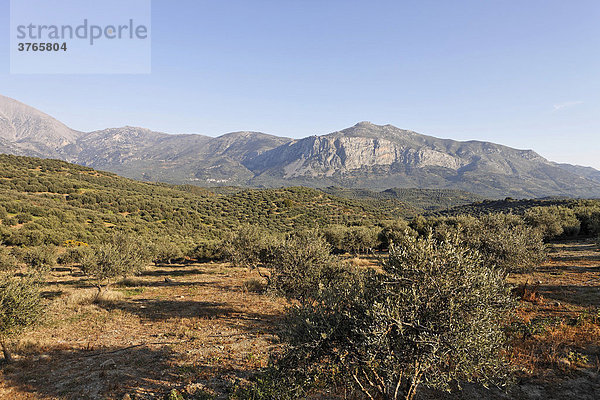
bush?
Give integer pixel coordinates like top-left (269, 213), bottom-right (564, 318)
top-left (525, 206), bottom-right (580, 240)
top-left (0, 246), bottom-right (18, 272)
top-left (465, 214), bottom-right (546, 272)
top-left (323, 224), bottom-right (347, 253)
top-left (242, 234), bottom-right (514, 399)
top-left (432, 214), bottom-right (546, 273)
top-left (0, 276), bottom-right (43, 362)
top-left (266, 230), bottom-right (340, 301)
top-left (20, 246), bottom-right (57, 274)
top-left (81, 233), bottom-right (151, 293)
top-left (57, 245), bottom-right (92, 266)
top-left (574, 206), bottom-right (600, 236)
top-left (378, 219), bottom-right (416, 249)
top-left (189, 239), bottom-right (226, 262)
top-left (149, 237), bottom-right (184, 265)
top-left (224, 225), bottom-right (280, 270)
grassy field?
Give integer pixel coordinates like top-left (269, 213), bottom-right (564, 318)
top-left (1, 239), bottom-right (600, 399)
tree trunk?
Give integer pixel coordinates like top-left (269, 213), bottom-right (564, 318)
top-left (0, 339), bottom-right (13, 363)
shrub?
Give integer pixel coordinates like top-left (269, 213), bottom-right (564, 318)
top-left (149, 237), bottom-right (184, 265)
top-left (243, 234), bottom-right (514, 399)
top-left (0, 246), bottom-right (18, 272)
top-left (20, 246), bottom-right (57, 274)
top-left (524, 206), bottom-right (580, 240)
top-left (574, 206), bottom-right (600, 236)
top-left (464, 214), bottom-right (546, 273)
top-left (341, 226), bottom-right (379, 254)
top-left (323, 224), bottom-right (347, 253)
top-left (224, 225), bottom-right (280, 270)
top-left (57, 245), bottom-right (92, 266)
top-left (378, 219), bottom-right (416, 249)
top-left (0, 276), bottom-right (43, 362)
top-left (189, 239), bottom-right (226, 262)
top-left (266, 230), bottom-right (340, 301)
top-left (81, 233), bottom-right (151, 293)
top-left (432, 214), bottom-right (546, 273)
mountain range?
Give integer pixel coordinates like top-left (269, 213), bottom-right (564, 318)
top-left (1, 94), bottom-right (599, 199)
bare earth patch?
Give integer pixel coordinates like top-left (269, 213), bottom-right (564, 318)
top-left (2, 240), bottom-right (600, 399)
top-left (0, 263), bottom-right (285, 399)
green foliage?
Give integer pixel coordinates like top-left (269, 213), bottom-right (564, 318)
top-left (342, 226), bottom-right (379, 254)
top-left (431, 214), bottom-right (546, 273)
top-left (323, 224), bottom-right (380, 254)
top-left (0, 275), bottom-right (43, 361)
top-left (224, 225), bottom-right (280, 269)
top-left (267, 230), bottom-right (340, 301)
top-left (57, 245), bottom-right (91, 266)
top-left (20, 246), bottom-right (57, 274)
top-left (149, 237), bottom-right (184, 265)
top-left (189, 239), bottom-right (225, 262)
top-left (524, 206), bottom-right (580, 239)
top-left (165, 389), bottom-right (184, 400)
top-left (378, 219), bottom-right (417, 249)
top-left (250, 234), bottom-right (514, 399)
top-left (574, 205), bottom-right (600, 236)
top-left (80, 233), bottom-right (151, 289)
top-left (0, 246), bottom-right (18, 272)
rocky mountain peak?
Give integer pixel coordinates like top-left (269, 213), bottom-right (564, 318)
top-left (1, 94), bottom-right (600, 198)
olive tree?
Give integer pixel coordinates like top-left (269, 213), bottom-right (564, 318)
top-left (20, 246), bottom-right (57, 275)
top-left (266, 230), bottom-right (340, 301)
top-left (81, 233), bottom-right (150, 294)
top-left (432, 214), bottom-right (546, 273)
top-left (0, 246), bottom-right (18, 272)
top-left (524, 206), bottom-right (580, 240)
top-left (239, 233), bottom-right (515, 399)
top-left (149, 236), bottom-right (183, 265)
top-left (224, 225), bottom-right (280, 271)
top-left (0, 276), bottom-right (42, 362)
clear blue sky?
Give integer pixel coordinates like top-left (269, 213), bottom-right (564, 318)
top-left (1, 0), bottom-right (599, 168)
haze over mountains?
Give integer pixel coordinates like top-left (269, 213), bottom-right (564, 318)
top-left (1, 94), bottom-right (599, 199)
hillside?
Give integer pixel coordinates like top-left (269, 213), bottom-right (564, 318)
top-left (0, 155), bottom-right (412, 248)
top-left (2, 94), bottom-right (600, 198)
top-left (321, 186), bottom-right (485, 211)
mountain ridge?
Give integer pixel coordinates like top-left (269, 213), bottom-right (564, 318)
top-left (0, 94), bottom-right (599, 199)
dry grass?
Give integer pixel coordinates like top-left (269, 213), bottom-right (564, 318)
top-left (0, 263), bottom-right (285, 400)
top-left (1, 239), bottom-right (599, 399)
top-left (507, 238), bottom-right (600, 379)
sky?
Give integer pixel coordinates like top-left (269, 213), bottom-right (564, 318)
top-left (1, 0), bottom-right (599, 168)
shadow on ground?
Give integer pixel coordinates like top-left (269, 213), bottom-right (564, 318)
top-left (97, 299), bottom-right (238, 321)
top-left (0, 344), bottom-right (180, 400)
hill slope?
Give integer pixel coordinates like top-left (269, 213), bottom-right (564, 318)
top-left (1, 95), bottom-right (600, 198)
top-left (0, 155), bottom-right (412, 247)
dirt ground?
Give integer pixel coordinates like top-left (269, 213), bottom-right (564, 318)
top-left (0, 263), bottom-right (285, 399)
top-left (1, 239), bottom-right (600, 399)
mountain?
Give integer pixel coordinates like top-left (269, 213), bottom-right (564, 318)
top-left (1, 94), bottom-right (599, 199)
top-left (555, 163), bottom-right (600, 184)
top-left (245, 122), bottom-right (600, 198)
top-left (0, 95), bottom-right (82, 156)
